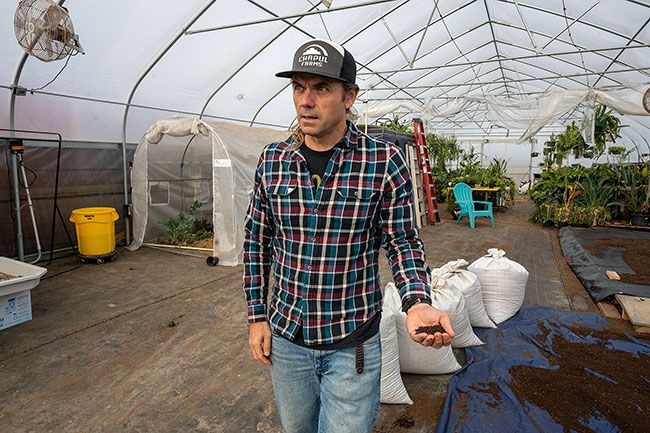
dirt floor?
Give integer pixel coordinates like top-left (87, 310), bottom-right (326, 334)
top-left (0, 195), bottom-right (639, 433)
top-left (582, 236), bottom-right (650, 285)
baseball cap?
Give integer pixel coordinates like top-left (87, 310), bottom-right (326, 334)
top-left (276, 39), bottom-right (356, 84)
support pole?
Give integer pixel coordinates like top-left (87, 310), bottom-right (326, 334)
top-left (9, 152), bottom-right (24, 260)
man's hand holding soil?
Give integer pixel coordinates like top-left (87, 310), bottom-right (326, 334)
top-left (406, 303), bottom-right (454, 349)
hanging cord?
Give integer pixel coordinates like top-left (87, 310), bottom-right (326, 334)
top-left (29, 51), bottom-right (77, 93)
top-left (17, 158), bottom-right (37, 188)
top-left (561, 0), bottom-right (590, 87)
top-left (179, 134), bottom-right (198, 213)
top-left (4, 145), bottom-right (14, 222)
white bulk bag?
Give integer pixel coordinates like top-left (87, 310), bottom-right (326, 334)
top-left (468, 249), bottom-right (529, 324)
top-left (379, 311), bottom-right (413, 405)
top-left (383, 283), bottom-right (461, 375)
top-left (428, 274), bottom-right (484, 348)
top-left (436, 259), bottom-right (495, 328)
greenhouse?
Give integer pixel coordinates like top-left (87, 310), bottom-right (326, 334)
top-left (1, 1), bottom-right (649, 432)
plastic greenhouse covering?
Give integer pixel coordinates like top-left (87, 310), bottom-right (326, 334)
top-left (1, 0), bottom-right (649, 259)
top-left (129, 117), bottom-right (289, 265)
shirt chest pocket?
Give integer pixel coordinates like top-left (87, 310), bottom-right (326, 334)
top-left (334, 186), bottom-right (380, 231)
top-left (266, 180), bottom-right (300, 228)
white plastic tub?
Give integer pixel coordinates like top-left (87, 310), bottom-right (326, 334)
top-left (0, 257), bottom-right (47, 297)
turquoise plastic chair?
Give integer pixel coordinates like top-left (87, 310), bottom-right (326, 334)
top-left (452, 182), bottom-right (495, 228)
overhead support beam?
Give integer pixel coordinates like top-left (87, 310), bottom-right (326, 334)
top-left (410, 2), bottom-right (437, 67)
top-left (593, 17), bottom-right (650, 87)
top-left (512, 0), bottom-right (539, 52)
top-left (199, 1), bottom-right (320, 117)
top-left (185, 0), bottom-right (397, 35)
top-left (381, 17), bottom-right (410, 64)
top-left (491, 19), bottom-right (645, 75)
top-left (496, 0), bottom-right (647, 46)
top-left (358, 42), bottom-right (650, 75)
top-left (248, 0), bottom-right (426, 124)
top-left (483, 0), bottom-right (511, 98)
top-left (540, 1), bottom-right (602, 52)
top-left (367, 67), bottom-right (650, 91)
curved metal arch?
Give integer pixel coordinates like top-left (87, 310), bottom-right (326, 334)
top-left (491, 20), bottom-right (648, 77)
top-left (593, 17), bottom-right (650, 87)
top-left (249, 0), bottom-right (478, 126)
top-left (8, 0), bottom-right (68, 260)
top-left (119, 0), bottom-right (219, 245)
top-left (378, 21), bottom-right (646, 101)
top-left (496, 0), bottom-right (648, 46)
top-left (249, 0), bottom-right (415, 126)
top-left (365, 22), bottom-right (494, 98)
top-left (484, 0), bottom-right (511, 98)
top-left (497, 40), bottom-right (625, 87)
top-left (198, 1), bottom-right (322, 118)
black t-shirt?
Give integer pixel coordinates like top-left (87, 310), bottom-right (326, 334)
top-left (282, 143), bottom-right (380, 350)
top-left (300, 144), bottom-right (336, 191)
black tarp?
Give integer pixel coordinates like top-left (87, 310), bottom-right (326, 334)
top-left (558, 226), bottom-right (650, 302)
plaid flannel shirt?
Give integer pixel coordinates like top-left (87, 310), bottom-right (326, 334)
top-left (243, 122), bottom-right (431, 345)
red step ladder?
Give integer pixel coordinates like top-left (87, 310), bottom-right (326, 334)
top-left (413, 118), bottom-right (440, 224)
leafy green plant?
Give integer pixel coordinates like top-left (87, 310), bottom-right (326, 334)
top-left (427, 133), bottom-right (463, 172)
top-left (158, 201), bottom-right (213, 245)
top-left (593, 104), bottom-right (622, 158)
top-left (619, 165), bottom-right (650, 214)
top-left (380, 114), bottom-right (413, 134)
top-left (575, 175), bottom-right (618, 209)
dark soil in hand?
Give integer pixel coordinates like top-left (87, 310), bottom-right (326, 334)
top-left (509, 322), bottom-right (650, 433)
top-left (415, 325), bottom-right (446, 335)
top-left (583, 236), bottom-right (650, 285)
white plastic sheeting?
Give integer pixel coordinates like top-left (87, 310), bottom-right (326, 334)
top-left (1, 0), bottom-right (649, 149)
top-left (365, 84), bottom-right (650, 143)
top-left (129, 117), bottom-right (289, 265)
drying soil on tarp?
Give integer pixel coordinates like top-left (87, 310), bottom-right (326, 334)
top-left (582, 236), bottom-right (650, 285)
top-left (509, 322), bottom-right (650, 433)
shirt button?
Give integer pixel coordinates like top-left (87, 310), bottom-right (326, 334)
top-left (307, 265), bottom-right (312, 270)
top-left (313, 209), bottom-right (318, 214)
top-left (354, 190), bottom-right (358, 196)
top-left (311, 237), bottom-right (316, 242)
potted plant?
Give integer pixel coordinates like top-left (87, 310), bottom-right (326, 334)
top-left (620, 165), bottom-right (650, 226)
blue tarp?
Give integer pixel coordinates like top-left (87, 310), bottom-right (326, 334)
top-left (435, 305), bottom-right (650, 433)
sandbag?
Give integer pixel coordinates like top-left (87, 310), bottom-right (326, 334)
top-left (468, 249), bottom-right (529, 324)
top-left (435, 259), bottom-right (495, 328)
top-left (379, 311), bottom-right (413, 404)
top-left (428, 274), bottom-right (484, 348)
top-left (383, 283), bottom-right (462, 375)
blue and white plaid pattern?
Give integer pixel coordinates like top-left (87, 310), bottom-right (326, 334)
top-left (243, 122), bottom-right (431, 345)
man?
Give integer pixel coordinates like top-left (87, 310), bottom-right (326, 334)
top-left (243, 39), bottom-right (454, 433)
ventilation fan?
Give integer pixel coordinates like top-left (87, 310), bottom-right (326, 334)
top-left (14, 0), bottom-right (84, 62)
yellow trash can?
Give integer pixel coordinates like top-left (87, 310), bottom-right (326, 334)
top-left (69, 207), bottom-right (119, 257)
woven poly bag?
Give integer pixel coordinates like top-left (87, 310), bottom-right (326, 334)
top-left (435, 259), bottom-right (495, 328)
top-left (468, 249), bottom-right (529, 324)
top-left (379, 311), bottom-right (413, 404)
top-left (427, 273), bottom-right (484, 348)
top-left (383, 283), bottom-right (461, 375)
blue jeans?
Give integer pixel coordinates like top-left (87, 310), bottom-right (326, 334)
top-left (269, 332), bottom-right (382, 433)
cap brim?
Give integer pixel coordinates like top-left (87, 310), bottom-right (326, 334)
top-left (275, 69), bottom-right (351, 83)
